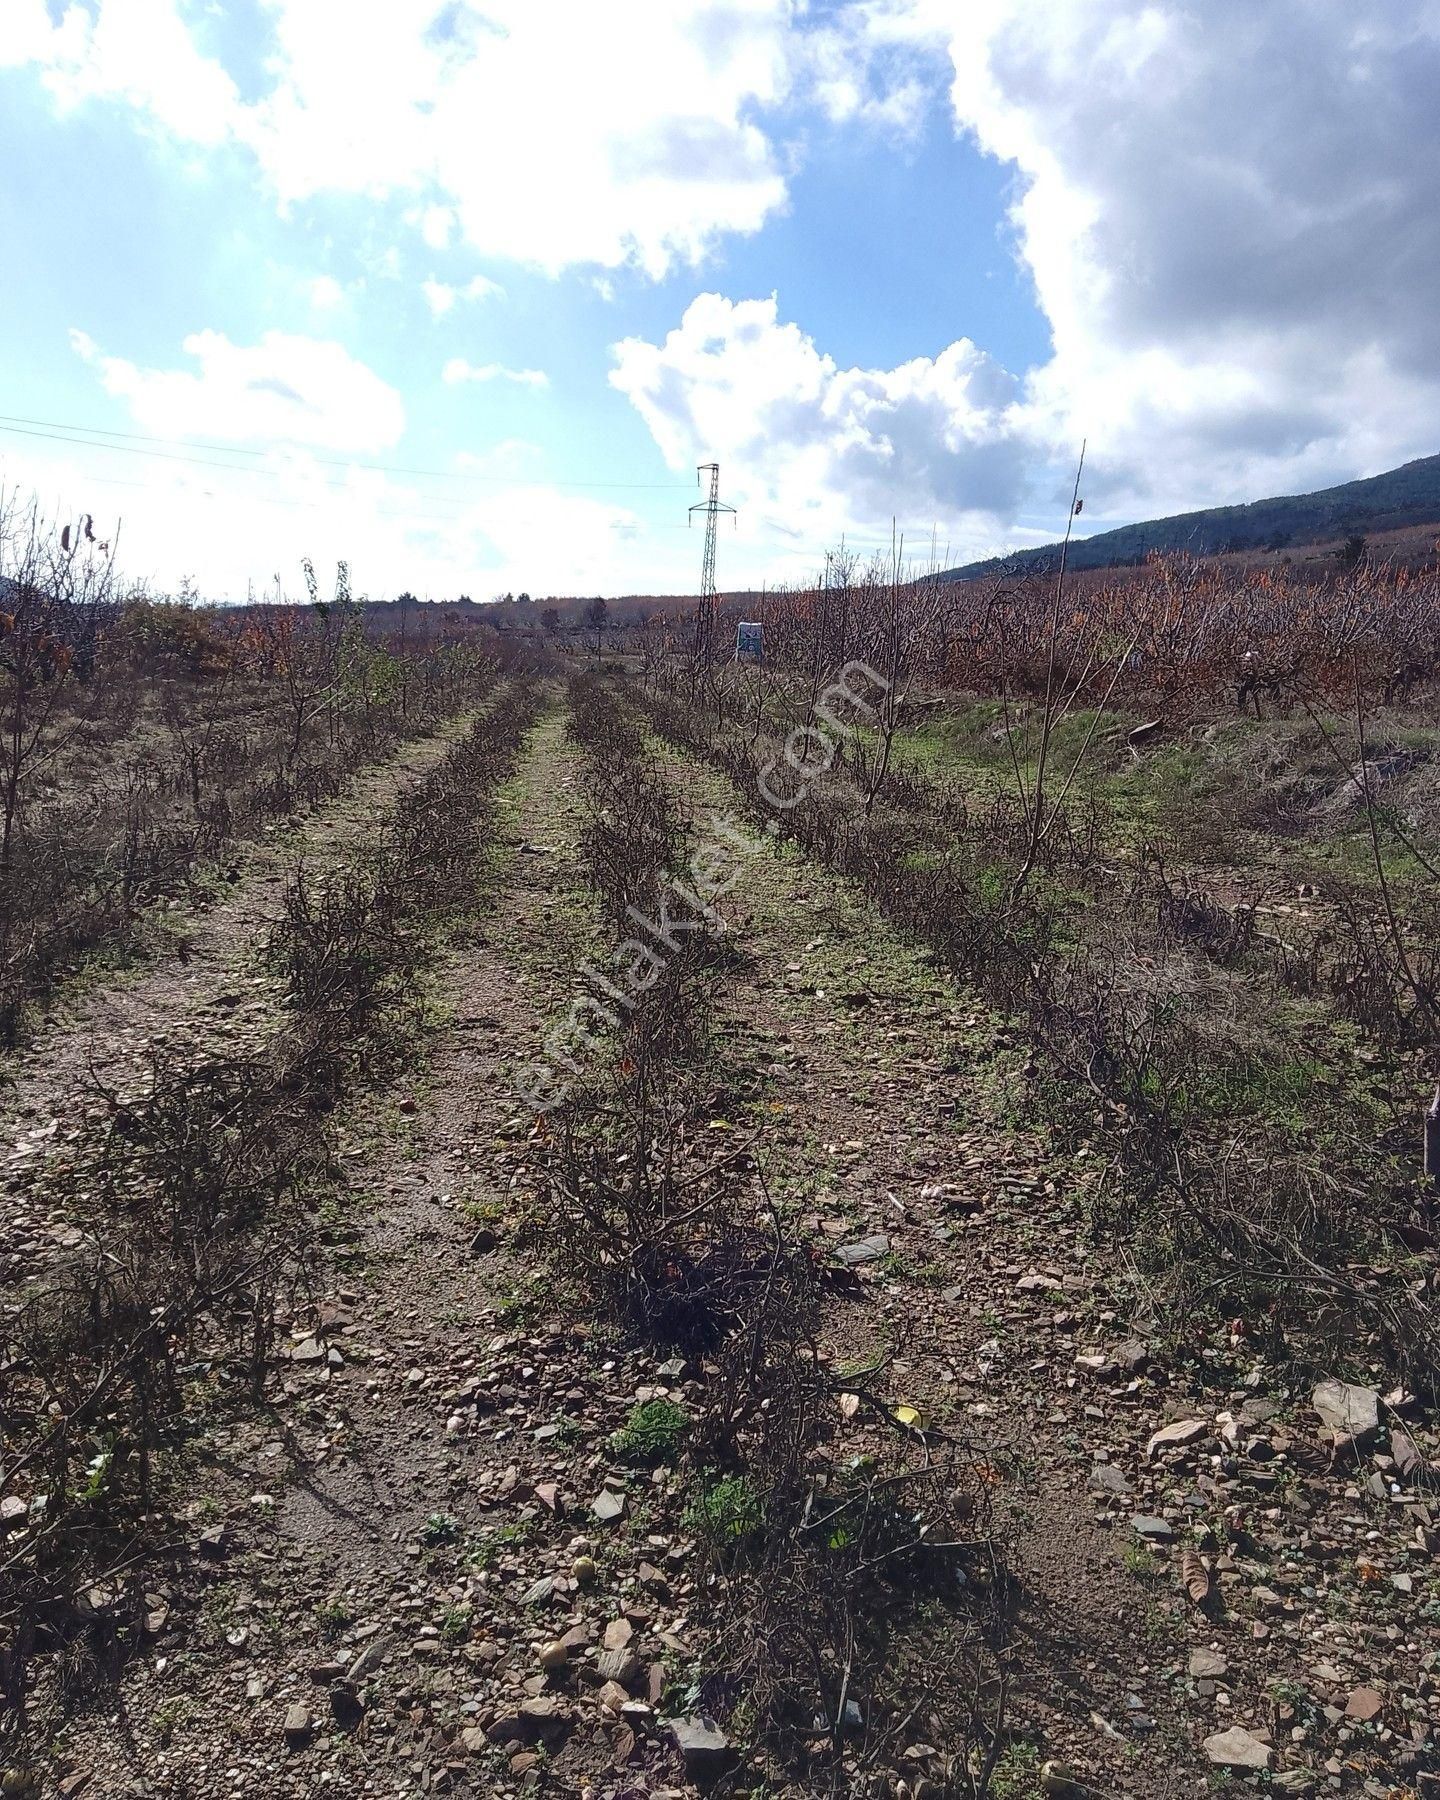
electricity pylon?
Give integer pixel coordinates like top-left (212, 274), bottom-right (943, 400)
top-left (688, 462), bottom-right (735, 671)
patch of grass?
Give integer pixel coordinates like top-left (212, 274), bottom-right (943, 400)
top-left (685, 1473), bottom-right (764, 1550)
top-left (151, 1696), bottom-right (192, 1747)
top-left (989, 1740), bottom-right (1045, 1799)
top-left (1122, 1541), bottom-right (1164, 1582)
top-left (465, 1517), bottom-right (536, 1570)
top-left (441, 1603), bottom-right (471, 1643)
top-left (610, 1398), bottom-right (689, 1465)
top-left (314, 1596), bottom-right (354, 1637)
top-left (421, 1511), bottom-right (461, 1547)
top-left (495, 1275), bottom-right (545, 1327)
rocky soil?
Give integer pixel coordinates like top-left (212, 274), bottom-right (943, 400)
top-left (4, 696), bottom-right (1436, 1800)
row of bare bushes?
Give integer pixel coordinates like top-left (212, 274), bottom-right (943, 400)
top-left (0, 683), bottom-right (540, 1753)
top-left (0, 494), bottom-right (515, 1045)
top-left (527, 676), bottom-right (1008, 1795)
top-left (638, 547), bottom-right (1440, 724)
top-left (0, 636), bottom-right (499, 1048)
top-left (634, 666), bottom-right (1440, 1396)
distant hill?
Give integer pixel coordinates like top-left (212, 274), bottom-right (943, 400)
top-left (942, 452), bottom-right (1440, 580)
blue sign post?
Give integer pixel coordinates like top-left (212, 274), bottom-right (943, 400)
top-left (736, 620), bottom-right (764, 662)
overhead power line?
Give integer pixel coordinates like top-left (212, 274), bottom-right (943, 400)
top-left (0, 415), bottom-right (956, 565)
top-left (0, 412), bottom-right (698, 491)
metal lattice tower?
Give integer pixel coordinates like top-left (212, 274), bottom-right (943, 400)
top-left (688, 462), bottom-right (735, 666)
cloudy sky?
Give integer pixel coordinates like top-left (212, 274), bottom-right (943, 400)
top-left (2, 0), bottom-right (1437, 601)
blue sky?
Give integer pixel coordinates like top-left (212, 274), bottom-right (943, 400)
top-left (2, 2), bottom-right (1437, 600)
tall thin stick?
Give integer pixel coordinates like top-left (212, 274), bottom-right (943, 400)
top-left (1010, 439), bottom-right (1086, 905)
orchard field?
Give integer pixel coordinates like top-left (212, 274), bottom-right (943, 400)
top-left (3, 508), bottom-right (1439, 1798)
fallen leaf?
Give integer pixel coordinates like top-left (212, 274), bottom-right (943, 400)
top-left (1182, 1547), bottom-right (1211, 1606)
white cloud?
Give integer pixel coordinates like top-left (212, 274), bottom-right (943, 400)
top-left (415, 203), bottom-right (456, 250)
top-left (887, 0), bottom-right (1440, 512)
top-left (16, 0), bottom-right (243, 146)
top-left (19, 0), bottom-right (1440, 572)
top-left (424, 273), bottom-right (504, 317)
top-left (9, 1), bottom-right (928, 280)
top-left (454, 439), bottom-right (546, 478)
top-left (71, 327), bottom-right (405, 453)
top-left (611, 292), bottom-right (1027, 551)
top-left (422, 280), bottom-right (458, 319)
top-left (308, 275), bottom-right (346, 309)
top-left (0, 0), bottom-right (59, 68)
top-left (442, 360), bottom-right (548, 389)
top-left (241, 0), bottom-right (795, 276)
top-left (616, 2), bottom-right (1440, 546)
top-left (0, 426), bottom-right (661, 603)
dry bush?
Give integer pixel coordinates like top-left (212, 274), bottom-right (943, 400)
top-left (655, 549), bottom-right (1440, 726)
top-left (636, 678), bottom-right (1440, 1399)
top-left (0, 1043), bottom-right (325, 1743)
top-left (0, 679), bottom-right (541, 1755)
top-left (530, 677), bottom-right (1010, 1793)
top-left (0, 499), bottom-right (506, 1043)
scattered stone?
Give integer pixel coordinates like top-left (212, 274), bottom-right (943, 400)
top-left (346, 1635), bottom-right (391, 1683)
top-left (329, 1681), bottom-right (365, 1731)
top-left (1189, 1648), bottom-right (1229, 1680)
top-left (1344, 1685), bottom-right (1383, 1722)
top-left (197, 1525), bottom-right (229, 1559)
top-left (1088, 1463), bottom-right (1131, 1498)
top-left (1312, 1379), bottom-right (1379, 1442)
top-left (834, 1235), bottom-right (889, 1267)
top-left (1131, 1514), bottom-right (1174, 1543)
top-left (517, 1696), bottom-right (573, 1745)
top-left (667, 1715), bottom-right (734, 1782)
top-left (596, 1648), bottom-right (642, 1687)
top-left (1145, 1419), bottom-right (1207, 1458)
top-left (1390, 1428), bottom-right (1430, 1482)
top-left (597, 1680), bottom-right (630, 1713)
top-left (1202, 1726), bottom-right (1273, 1771)
top-left (591, 1487), bottom-right (626, 1525)
top-left (282, 1703), bottom-right (313, 1749)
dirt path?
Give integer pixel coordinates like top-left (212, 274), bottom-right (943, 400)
top-left (4, 708), bottom-right (481, 1109)
top-left (648, 748), bottom-right (1205, 1797)
top-left (54, 708), bottom-right (708, 1800)
top-left (650, 738), bottom-right (1429, 1800)
top-left (35, 701), bottom-right (1430, 1800)
top-left (1, 708), bottom-right (484, 1280)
